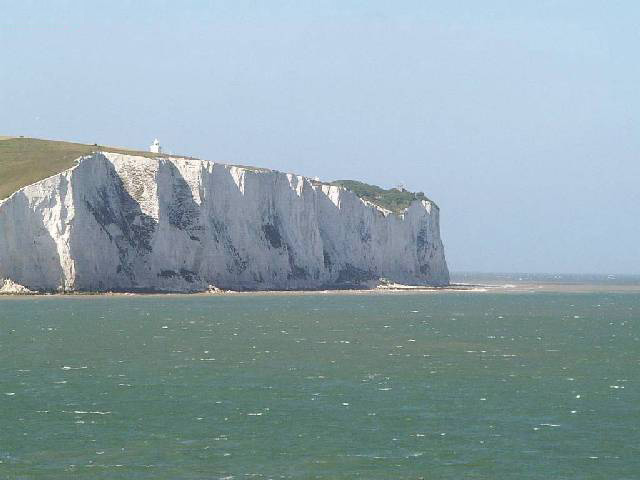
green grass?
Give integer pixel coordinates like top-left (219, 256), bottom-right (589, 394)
top-left (0, 137), bottom-right (189, 200)
top-left (329, 180), bottom-right (430, 213)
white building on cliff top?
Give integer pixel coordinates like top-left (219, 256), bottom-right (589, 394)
top-left (149, 139), bottom-right (162, 154)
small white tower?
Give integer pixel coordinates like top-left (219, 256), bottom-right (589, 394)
top-left (149, 138), bottom-right (162, 154)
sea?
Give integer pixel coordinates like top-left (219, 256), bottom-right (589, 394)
top-left (1, 274), bottom-right (639, 479)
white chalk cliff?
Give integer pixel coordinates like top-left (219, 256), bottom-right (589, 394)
top-left (0, 153), bottom-right (449, 292)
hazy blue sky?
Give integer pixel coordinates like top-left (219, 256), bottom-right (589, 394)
top-left (1, 1), bottom-right (638, 274)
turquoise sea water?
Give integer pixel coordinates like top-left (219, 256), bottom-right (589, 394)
top-left (1, 291), bottom-right (639, 479)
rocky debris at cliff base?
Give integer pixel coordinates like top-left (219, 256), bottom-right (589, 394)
top-left (207, 285), bottom-right (236, 294)
top-left (376, 282), bottom-right (435, 290)
top-left (374, 278), bottom-right (436, 290)
top-left (0, 279), bottom-right (35, 294)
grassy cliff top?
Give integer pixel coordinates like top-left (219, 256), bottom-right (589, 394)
top-left (329, 180), bottom-right (431, 214)
top-left (0, 137), bottom-right (432, 213)
top-left (0, 137), bottom-right (185, 200)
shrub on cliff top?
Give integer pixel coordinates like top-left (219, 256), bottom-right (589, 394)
top-left (329, 180), bottom-right (430, 214)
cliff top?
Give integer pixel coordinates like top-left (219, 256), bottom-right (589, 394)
top-left (0, 137), bottom-right (191, 201)
top-left (0, 136), bottom-right (432, 213)
top-left (328, 180), bottom-right (432, 214)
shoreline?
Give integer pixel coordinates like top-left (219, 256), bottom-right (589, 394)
top-left (2, 282), bottom-right (640, 298)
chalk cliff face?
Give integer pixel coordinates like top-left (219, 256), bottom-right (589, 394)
top-left (0, 153), bottom-right (449, 292)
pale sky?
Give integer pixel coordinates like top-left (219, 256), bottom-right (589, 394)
top-left (1, 1), bottom-right (638, 274)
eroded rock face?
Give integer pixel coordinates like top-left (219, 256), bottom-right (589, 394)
top-left (0, 153), bottom-right (449, 292)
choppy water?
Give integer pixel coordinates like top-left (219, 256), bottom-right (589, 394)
top-left (1, 291), bottom-right (639, 479)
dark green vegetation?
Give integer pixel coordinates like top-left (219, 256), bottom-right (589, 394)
top-left (0, 291), bottom-right (638, 479)
top-left (330, 180), bottom-right (430, 213)
top-left (0, 137), bottom-right (186, 200)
